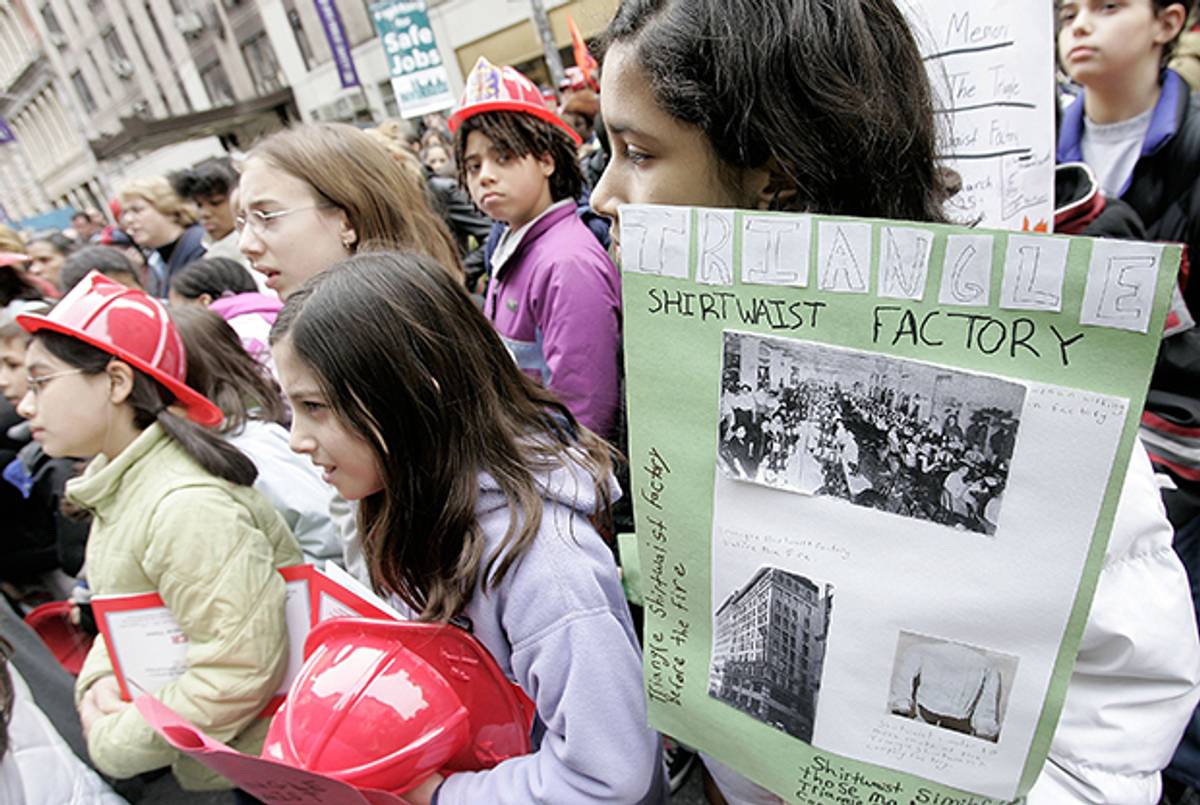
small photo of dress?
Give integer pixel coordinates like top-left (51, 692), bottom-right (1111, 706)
top-left (886, 631), bottom-right (1019, 743)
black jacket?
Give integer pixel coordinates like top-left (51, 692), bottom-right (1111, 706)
top-left (2, 419), bottom-right (90, 581)
top-left (1054, 162), bottom-right (1147, 240)
top-left (426, 174), bottom-right (492, 290)
top-left (1057, 76), bottom-right (1200, 527)
top-left (147, 223), bottom-right (207, 298)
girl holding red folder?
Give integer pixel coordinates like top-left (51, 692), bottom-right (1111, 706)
top-left (14, 272), bottom-right (302, 792)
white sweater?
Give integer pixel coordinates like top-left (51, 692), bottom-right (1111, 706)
top-left (706, 443), bottom-right (1200, 804)
top-left (0, 666), bottom-right (127, 805)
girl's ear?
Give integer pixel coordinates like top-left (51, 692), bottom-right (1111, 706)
top-left (107, 361), bottom-right (135, 405)
top-left (337, 211), bottom-right (358, 252)
top-left (748, 159), bottom-right (799, 211)
top-left (1157, 2), bottom-right (1188, 44)
top-left (537, 151), bottom-right (556, 178)
top-left (198, 292), bottom-right (213, 307)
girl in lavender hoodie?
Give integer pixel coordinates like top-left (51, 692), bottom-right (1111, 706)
top-left (270, 252), bottom-right (665, 805)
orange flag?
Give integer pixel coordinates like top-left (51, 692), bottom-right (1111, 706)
top-left (567, 15), bottom-right (599, 90)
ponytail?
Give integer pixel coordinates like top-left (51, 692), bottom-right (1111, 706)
top-left (153, 407), bottom-right (258, 486)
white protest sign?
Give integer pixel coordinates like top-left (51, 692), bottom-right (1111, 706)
top-left (899, 1), bottom-right (1056, 232)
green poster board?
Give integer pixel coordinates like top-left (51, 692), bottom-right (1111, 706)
top-left (619, 204), bottom-right (1179, 803)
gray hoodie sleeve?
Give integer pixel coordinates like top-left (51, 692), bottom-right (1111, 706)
top-left (435, 488), bottom-right (665, 804)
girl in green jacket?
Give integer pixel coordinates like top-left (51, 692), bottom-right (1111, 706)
top-left (14, 270), bottom-right (302, 791)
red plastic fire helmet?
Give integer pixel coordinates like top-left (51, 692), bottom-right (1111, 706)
top-left (24, 601), bottom-right (94, 675)
top-left (262, 618), bottom-right (535, 795)
top-left (16, 270), bottom-right (223, 427)
top-left (448, 56), bottom-right (583, 145)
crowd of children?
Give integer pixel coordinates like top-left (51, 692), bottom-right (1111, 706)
top-left (0, 0), bottom-right (1199, 803)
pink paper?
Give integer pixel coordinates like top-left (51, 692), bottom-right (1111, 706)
top-left (136, 696), bottom-right (408, 805)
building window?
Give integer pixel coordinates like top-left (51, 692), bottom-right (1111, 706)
top-left (201, 61), bottom-right (235, 105)
top-left (86, 50), bottom-right (108, 100)
top-left (102, 27), bottom-right (128, 61)
top-left (145, 3), bottom-right (168, 49)
top-left (71, 70), bottom-right (97, 112)
top-left (287, 9), bottom-right (314, 70)
top-left (40, 3), bottom-right (62, 34)
top-left (379, 80), bottom-right (398, 117)
top-left (241, 33), bottom-right (281, 95)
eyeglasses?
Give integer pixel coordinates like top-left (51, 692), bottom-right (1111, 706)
top-left (26, 368), bottom-right (85, 398)
top-left (235, 205), bottom-right (332, 235)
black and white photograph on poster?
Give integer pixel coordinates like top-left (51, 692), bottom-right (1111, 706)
top-left (886, 631), bottom-right (1019, 744)
top-left (708, 566), bottom-right (833, 743)
top-left (716, 331), bottom-right (1026, 535)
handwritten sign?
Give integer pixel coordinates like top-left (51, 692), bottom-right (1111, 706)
top-left (898, 1), bottom-right (1055, 231)
top-left (637, 446), bottom-right (694, 709)
top-left (619, 204), bottom-right (1178, 803)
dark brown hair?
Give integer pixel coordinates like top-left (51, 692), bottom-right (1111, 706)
top-left (0, 636), bottom-right (12, 761)
top-left (34, 331), bottom-right (257, 486)
top-left (271, 251), bottom-right (613, 622)
top-left (601, 0), bottom-right (947, 222)
top-left (171, 305), bottom-right (287, 434)
top-left (59, 246), bottom-right (140, 294)
top-left (171, 257), bottom-right (257, 300)
top-left (27, 231), bottom-right (75, 257)
top-left (0, 267), bottom-right (45, 307)
top-left (169, 158), bottom-right (238, 201)
top-left (455, 110), bottom-right (584, 203)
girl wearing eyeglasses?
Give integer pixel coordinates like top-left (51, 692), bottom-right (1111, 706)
top-left (236, 122), bottom-right (462, 299)
top-left (589, 1), bottom-right (1200, 803)
top-left (15, 272), bottom-right (302, 793)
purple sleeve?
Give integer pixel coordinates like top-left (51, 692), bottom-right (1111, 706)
top-left (532, 251), bottom-right (622, 438)
top-left (432, 494), bottom-right (663, 804)
top-left (434, 611), bottom-right (661, 804)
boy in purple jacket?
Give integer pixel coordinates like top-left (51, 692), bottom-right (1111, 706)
top-left (450, 58), bottom-right (622, 440)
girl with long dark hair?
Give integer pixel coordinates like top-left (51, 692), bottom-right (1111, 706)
top-left (271, 252), bottom-right (664, 804)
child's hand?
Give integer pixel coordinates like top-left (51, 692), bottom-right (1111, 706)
top-left (78, 675), bottom-right (128, 740)
top-left (403, 772), bottom-right (445, 805)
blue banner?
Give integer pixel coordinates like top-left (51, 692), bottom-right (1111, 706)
top-left (0, 119), bottom-right (15, 144)
top-left (313, 0), bottom-right (360, 88)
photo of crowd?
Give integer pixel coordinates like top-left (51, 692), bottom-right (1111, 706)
top-left (716, 332), bottom-right (1026, 535)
